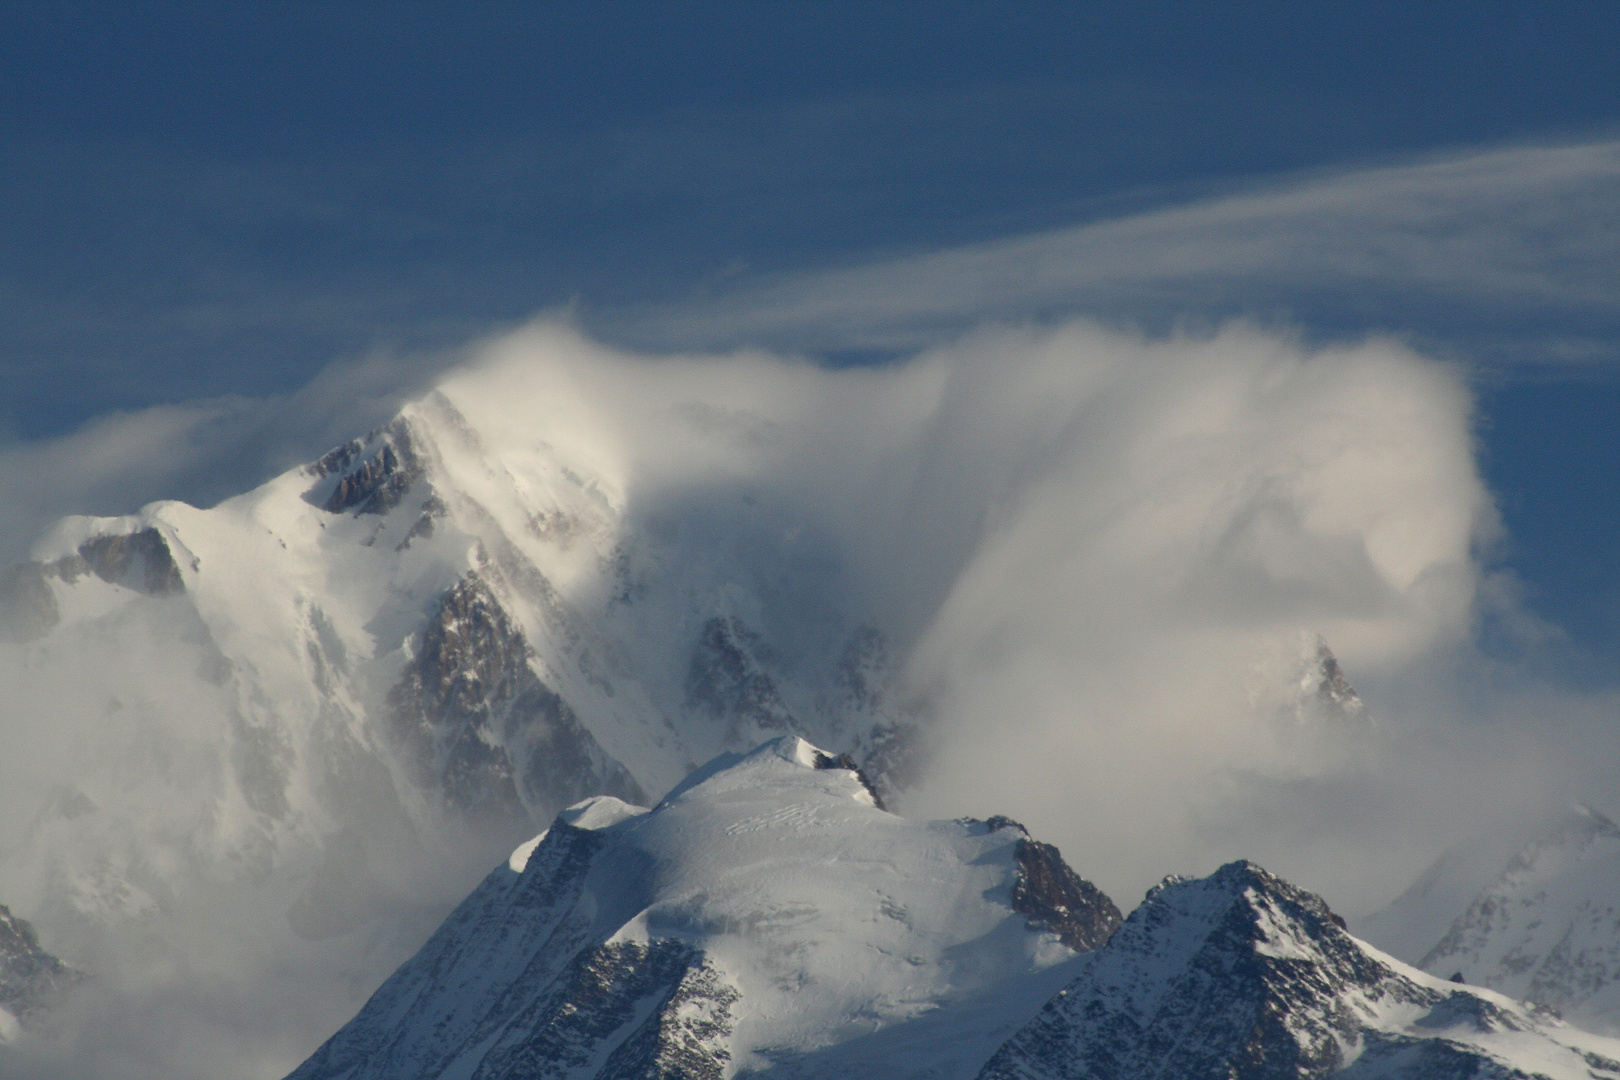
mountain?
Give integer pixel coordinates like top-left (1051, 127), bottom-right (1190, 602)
top-left (0, 339), bottom-right (1390, 1074)
top-left (978, 860), bottom-right (1620, 1080)
top-left (1414, 804), bottom-right (1620, 1033)
top-left (285, 736), bottom-right (1121, 1080)
top-left (0, 902), bottom-right (79, 1044)
top-left (0, 378), bottom-right (919, 950)
top-left (287, 742), bottom-right (1620, 1080)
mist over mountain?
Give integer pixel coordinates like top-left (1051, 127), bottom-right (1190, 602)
top-left (0, 319), bottom-right (1614, 1079)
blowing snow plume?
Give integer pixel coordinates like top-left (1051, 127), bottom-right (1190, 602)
top-left (0, 318), bottom-right (1528, 1079)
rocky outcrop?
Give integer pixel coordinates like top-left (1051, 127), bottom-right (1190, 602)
top-left (311, 419), bottom-right (425, 516)
top-left (1, 902), bottom-right (81, 1030)
top-left (66, 528), bottom-right (186, 596)
top-left (684, 615), bottom-right (800, 744)
top-left (811, 748), bottom-right (888, 811)
top-left (387, 573), bottom-right (644, 825)
top-left (1, 526), bottom-right (187, 641)
top-left (1007, 830), bottom-right (1122, 953)
top-left (467, 940), bottom-right (737, 1080)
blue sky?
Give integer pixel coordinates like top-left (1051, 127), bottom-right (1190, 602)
top-left (3, 1), bottom-right (1619, 666)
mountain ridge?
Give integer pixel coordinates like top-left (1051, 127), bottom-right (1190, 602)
top-left (282, 740), bottom-right (1620, 1080)
top-left (285, 735), bottom-right (1123, 1080)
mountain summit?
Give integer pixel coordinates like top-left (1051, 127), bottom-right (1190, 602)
top-left (286, 736), bottom-right (1120, 1080)
top-left (0, 377), bottom-right (918, 948)
top-left (286, 742), bottom-right (1620, 1080)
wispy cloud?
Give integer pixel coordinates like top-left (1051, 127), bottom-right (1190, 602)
top-left (630, 140), bottom-right (1620, 367)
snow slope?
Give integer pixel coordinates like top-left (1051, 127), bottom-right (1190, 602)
top-left (1417, 805), bottom-right (1620, 1033)
top-left (0, 373), bottom-right (917, 950)
top-left (980, 860), bottom-right (1620, 1080)
top-left (285, 736), bottom-right (1121, 1080)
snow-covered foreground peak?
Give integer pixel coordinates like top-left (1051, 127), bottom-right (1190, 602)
top-left (287, 761), bottom-right (1620, 1080)
top-left (980, 860), bottom-right (1620, 1080)
top-left (1418, 804), bottom-right (1620, 1032)
top-left (286, 736), bottom-right (1123, 1080)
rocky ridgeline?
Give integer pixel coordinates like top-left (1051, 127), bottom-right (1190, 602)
top-left (285, 739), bottom-right (1620, 1080)
top-left (0, 903), bottom-right (80, 1040)
top-left (285, 738), bottom-right (1121, 1080)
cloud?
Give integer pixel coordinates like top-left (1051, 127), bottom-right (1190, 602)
top-left (3, 315), bottom-right (1614, 1079)
top-left (440, 319), bottom-right (1612, 919)
top-left (403, 319), bottom-right (1514, 914)
top-left (3, 141), bottom-right (1619, 1076)
top-left (625, 139), bottom-right (1620, 368)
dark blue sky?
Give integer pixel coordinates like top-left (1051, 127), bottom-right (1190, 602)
top-left (3, 1), bottom-right (1619, 662)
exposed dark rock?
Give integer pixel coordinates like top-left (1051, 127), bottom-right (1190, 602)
top-left (1009, 837), bottom-right (1122, 952)
top-left (396, 493), bottom-right (447, 551)
top-left (1304, 636), bottom-right (1369, 724)
top-left (51, 528), bottom-right (185, 597)
top-left (0, 903), bottom-right (81, 1025)
top-left (2, 528), bottom-right (188, 640)
top-left (684, 616), bottom-right (798, 743)
top-left (387, 573), bottom-right (644, 826)
top-left (312, 420), bottom-right (424, 516)
top-left (985, 815), bottom-right (1027, 834)
top-left (286, 812), bottom-right (744, 1080)
top-left (594, 952), bottom-right (739, 1080)
top-left (287, 820), bottom-right (613, 1079)
top-left (471, 940), bottom-right (738, 1080)
top-left (811, 749), bottom-right (888, 811)
top-left (0, 562), bottom-right (58, 642)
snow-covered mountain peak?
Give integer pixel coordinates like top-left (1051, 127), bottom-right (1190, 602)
top-left (1418, 803), bottom-right (1620, 1031)
top-left (1505, 803), bottom-right (1620, 870)
top-left (980, 858), bottom-right (1620, 1080)
top-left (654, 733), bottom-right (885, 813)
top-left (1296, 633), bottom-right (1370, 725)
top-left (286, 740), bottom-right (1122, 1080)
top-left (0, 360), bottom-right (922, 962)
top-left (1146, 858), bottom-right (1337, 928)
